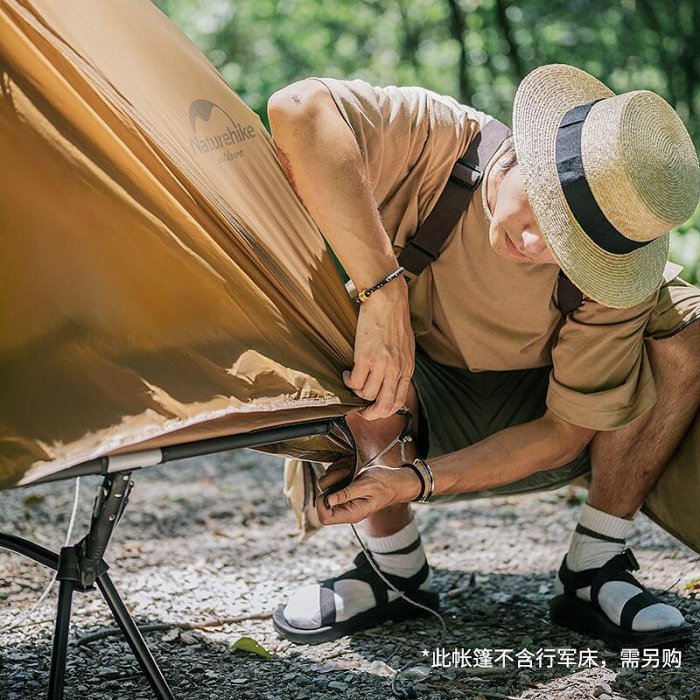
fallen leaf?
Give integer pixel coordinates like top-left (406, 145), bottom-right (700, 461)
top-left (230, 636), bottom-right (272, 659)
top-left (23, 495), bottom-right (45, 508)
top-left (395, 664), bottom-right (431, 683)
top-left (682, 578), bottom-right (700, 595)
top-left (368, 660), bottom-right (394, 677)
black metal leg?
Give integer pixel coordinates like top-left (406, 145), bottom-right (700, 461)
top-left (97, 572), bottom-right (175, 700)
top-left (1, 476), bottom-right (175, 700)
top-left (47, 578), bottom-right (75, 700)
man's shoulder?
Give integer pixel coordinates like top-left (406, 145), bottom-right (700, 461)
top-left (308, 76), bottom-right (493, 125)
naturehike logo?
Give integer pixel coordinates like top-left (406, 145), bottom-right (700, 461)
top-left (188, 99), bottom-right (256, 162)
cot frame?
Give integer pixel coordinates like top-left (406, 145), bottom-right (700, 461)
top-left (0, 418), bottom-right (337, 700)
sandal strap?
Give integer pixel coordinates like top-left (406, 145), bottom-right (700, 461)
top-left (589, 548), bottom-right (642, 609)
top-left (318, 550), bottom-right (429, 627)
top-left (384, 535), bottom-right (424, 556)
top-left (342, 551), bottom-right (430, 592)
top-left (319, 582), bottom-right (338, 627)
top-left (558, 548), bottom-right (640, 598)
top-left (557, 555), bottom-right (598, 596)
top-left (560, 547), bottom-right (666, 632)
top-left (619, 589), bottom-right (662, 631)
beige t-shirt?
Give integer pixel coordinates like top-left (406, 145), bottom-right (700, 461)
top-left (310, 76), bottom-right (673, 431)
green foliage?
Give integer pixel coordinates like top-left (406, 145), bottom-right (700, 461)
top-left (155, 0), bottom-right (700, 283)
top-left (670, 205), bottom-right (700, 284)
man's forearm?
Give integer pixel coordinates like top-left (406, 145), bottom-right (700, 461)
top-left (397, 411), bottom-right (596, 501)
top-left (268, 79), bottom-right (416, 419)
top-left (267, 79), bottom-right (401, 291)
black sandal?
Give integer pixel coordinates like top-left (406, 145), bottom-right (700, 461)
top-left (272, 545), bottom-right (439, 645)
top-left (549, 548), bottom-right (693, 648)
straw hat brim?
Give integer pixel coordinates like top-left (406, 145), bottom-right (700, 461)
top-left (512, 64), bottom-right (669, 309)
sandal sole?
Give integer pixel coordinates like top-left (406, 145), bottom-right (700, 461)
top-left (549, 594), bottom-right (693, 649)
top-left (272, 590), bottom-right (440, 645)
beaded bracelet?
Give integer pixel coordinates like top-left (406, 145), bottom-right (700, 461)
top-left (356, 266), bottom-right (405, 304)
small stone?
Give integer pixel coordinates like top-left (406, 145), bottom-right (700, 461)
top-left (593, 683), bottom-right (613, 697)
top-left (162, 628), bottom-right (180, 642)
top-left (179, 632), bottom-right (198, 645)
top-left (327, 680), bottom-right (349, 692)
top-left (98, 668), bottom-right (121, 680)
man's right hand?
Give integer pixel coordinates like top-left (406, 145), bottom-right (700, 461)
top-left (343, 276), bottom-right (415, 420)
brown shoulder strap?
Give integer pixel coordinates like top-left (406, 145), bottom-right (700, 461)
top-left (397, 118), bottom-right (512, 276)
top-left (557, 271), bottom-right (584, 316)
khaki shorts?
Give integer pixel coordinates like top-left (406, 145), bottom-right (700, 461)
top-left (411, 273), bottom-right (700, 505)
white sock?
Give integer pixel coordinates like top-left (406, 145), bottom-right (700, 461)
top-left (555, 502), bottom-right (685, 632)
top-left (283, 517), bottom-right (432, 630)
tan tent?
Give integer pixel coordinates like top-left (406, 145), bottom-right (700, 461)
top-left (1, 0), bottom-right (698, 555)
top-left (0, 0), bottom-right (366, 489)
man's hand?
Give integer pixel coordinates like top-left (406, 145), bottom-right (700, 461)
top-left (344, 277), bottom-right (415, 420)
top-left (316, 464), bottom-right (420, 525)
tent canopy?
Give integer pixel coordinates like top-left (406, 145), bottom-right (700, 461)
top-left (0, 0), bottom-right (363, 488)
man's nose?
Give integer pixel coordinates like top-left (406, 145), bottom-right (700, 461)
top-left (521, 229), bottom-right (547, 256)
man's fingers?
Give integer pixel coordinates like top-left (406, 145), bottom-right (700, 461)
top-left (361, 374), bottom-right (399, 420)
top-left (355, 367), bottom-right (384, 401)
top-left (317, 465), bottom-right (353, 492)
top-left (343, 363), bottom-right (370, 392)
top-left (390, 374), bottom-right (413, 413)
top-left (326, 484), bottom-right (358, 508)
top-left (318, 498), bottom-right (365, 525)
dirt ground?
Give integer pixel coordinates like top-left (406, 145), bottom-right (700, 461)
top-left (1, 450), bottom-right (698, 700)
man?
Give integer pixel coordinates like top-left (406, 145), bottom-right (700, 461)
top-left (266, 64), bottom-right (700, 649)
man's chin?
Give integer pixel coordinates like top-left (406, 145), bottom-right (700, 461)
top-left (490, 236), bottom-right (529, 264)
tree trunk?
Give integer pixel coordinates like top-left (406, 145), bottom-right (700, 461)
top-left (494, 0), bottom-right (525, 80)
top-left (445, 0), bottom-right (472, 102)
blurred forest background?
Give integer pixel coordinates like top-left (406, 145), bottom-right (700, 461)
top-left (156, 0), bottom-right (700, 283)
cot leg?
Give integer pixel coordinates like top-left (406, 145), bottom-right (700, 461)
top-left (97, 572), bottom-right (175, 700)
top-left (1, 473), bottom-right (176, 700)
top-left (47, 577), bottom-right (75, 700)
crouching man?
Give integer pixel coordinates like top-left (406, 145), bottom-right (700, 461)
top-left (266, 64), bottom-right (700, 649)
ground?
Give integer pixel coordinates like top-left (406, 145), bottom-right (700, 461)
top-left (0, 450), bottom-right (698, 700)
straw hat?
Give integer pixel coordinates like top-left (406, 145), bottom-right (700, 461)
top-left (512, 64), bottom-right (700, 308)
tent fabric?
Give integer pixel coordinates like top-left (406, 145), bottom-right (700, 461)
top-left (0, 0), bottom-right (364, 488)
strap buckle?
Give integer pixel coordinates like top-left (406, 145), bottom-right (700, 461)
top-left (621, 547), bottom-right (640, 572)
top-left (450, 158), bottom-right (483, 190)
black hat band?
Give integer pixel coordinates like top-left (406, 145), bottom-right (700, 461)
top-left (555, 100), bottom-right (652, 255)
